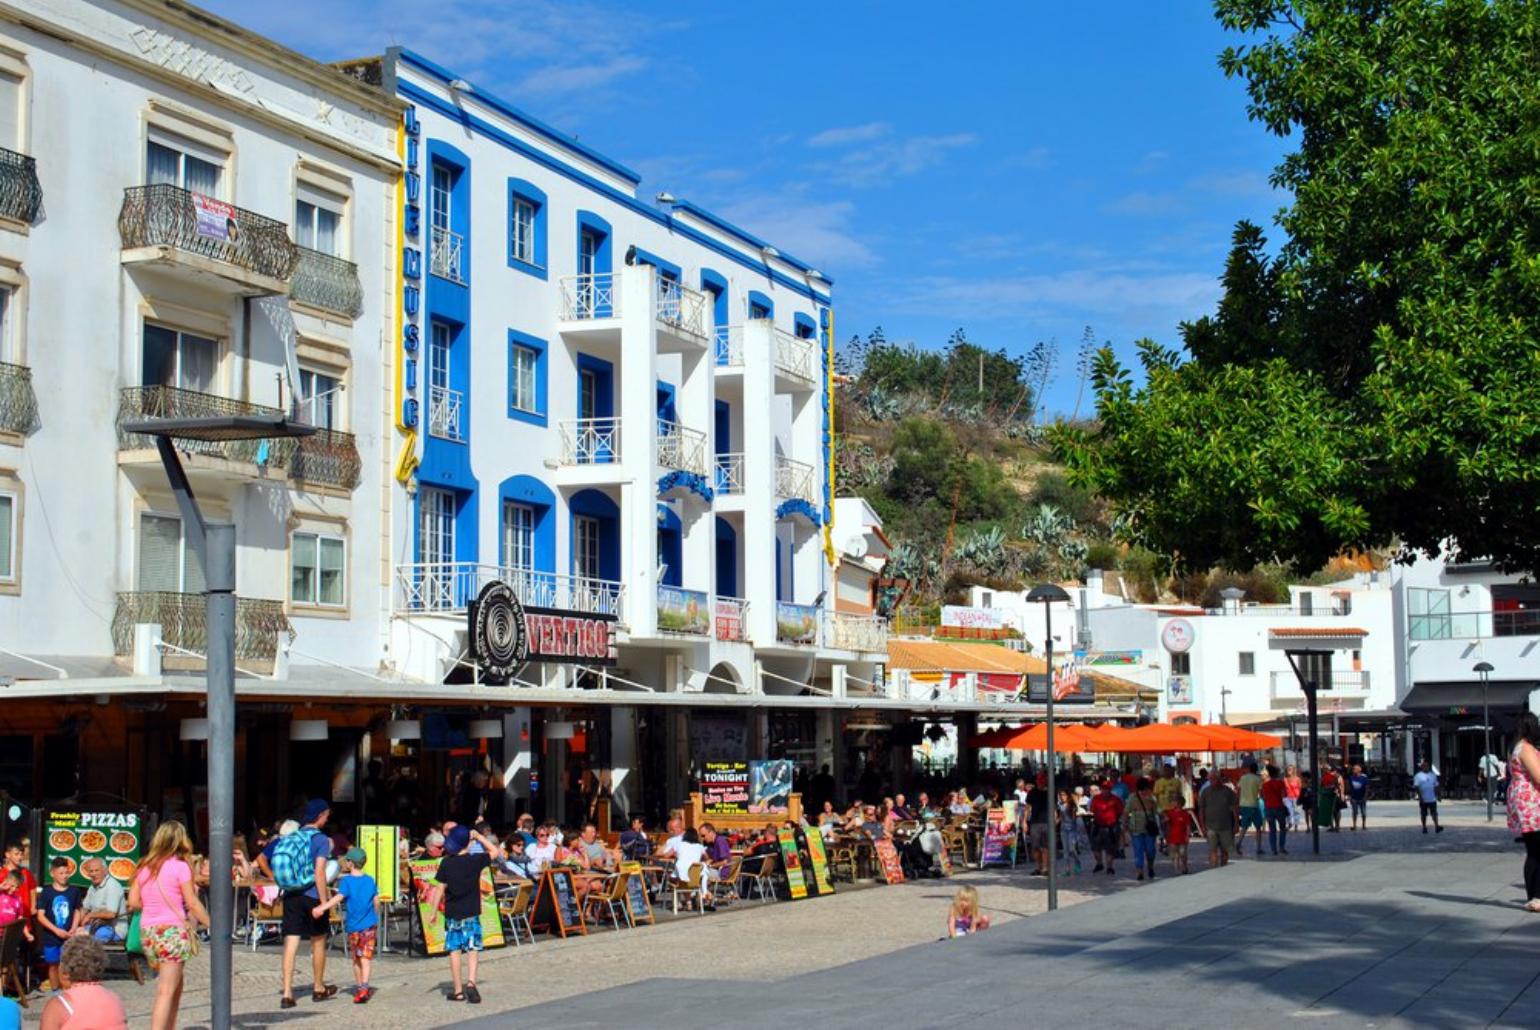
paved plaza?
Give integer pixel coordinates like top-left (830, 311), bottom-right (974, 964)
top-left (14, 801), bottom-right (1529, 1028)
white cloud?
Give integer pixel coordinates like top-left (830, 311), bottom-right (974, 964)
top-left (1102, 190), bottom-right (1187, 216)
top-left (817, 132), bottom-right (979, 188)
top-left (808, 122), bottom-right (892, 148)
top-left (514, 55), bottom-right (649, 96)
top-left (891, 268), bottom-right (1221, 329)
top-left (714, 197), bottom-right (876, 271)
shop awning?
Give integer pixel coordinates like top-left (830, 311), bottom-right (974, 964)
top-left (886, 639), bottom-right (1043, 675)
top-left (1400, 682), bottom-right (1537, 715)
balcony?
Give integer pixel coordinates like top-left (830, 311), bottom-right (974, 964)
top-left (774, 329), bottom-right (817, 390)
top-left (558, 418), bottom-right (620, 466)
top-left (0, 362), bottom-right (39, 436)
top-left (776, 601), bottom-right (821, 646)
top-left (715, 325), bottom-right (742, 368)
top-left (0, 147), bottom-right (42, 225)
top-left (428, 385), bottom-right (464, 442)
top-left (656, 420), bottom-right (707, 475)
top-left (118, 185), bottom-right (297, 294)
top-left (1270, 670), bottom-right (1370, 701)
top-left (430, 225), bottom-right (464, 283)
top-left (112, 591), bottom-right (291, 664)
top-left (394, 563), bottom-right (625, 619)
top-left (714, 453), bottom-right (745, 495)
top-left (289, 427), bottom-right (361, 490)
top-left (655, 278), bottom-right (709, 348)
top-left (289, 246), bottom-right (364, 319)
top-left (657, 584), bottom-right (710, 635)
top-left (560, 274), bottom-right (621, 321)
top-left (116, 386), bottom-right (296, 471)
top-left (1409, 609), bottom-right (1540, 641)
top-left (715, 597), bottom-right (749, 642)
top-left (774, 456), bottom-right (816, 504)
top-left (826, 612), bottom-right (890, 653)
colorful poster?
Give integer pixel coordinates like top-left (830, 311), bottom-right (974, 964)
top-left (775, 602), bottom-right (819, 645)
top-left (657, 586), bottom-right (710, 635)
top-left (776, 828), bottom-right (808, 899)
top-left (804, 830), bottom-right (834, 895)
top-left (191, 193), bottom-right (237, 242)
top-left (701, 761), bottom-right (751, 815)
top-left (408, 856), bottom-right (505, 955)
top-left (1168, 675), bottom-right (1193, 705)
top-left (874, 838), bottom-right (905, 884)
top-left (981, 806), bottom-right (1016, 866)
top-left (714, 599), bottom-right (745, 641)
top-left (41, 808), bottom-right (143, 888)
top-left (749, 759), bottom-right (793, 814)
top-left (356, 825), bottom-right (401, 903)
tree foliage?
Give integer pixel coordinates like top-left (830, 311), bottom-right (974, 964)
top-left (1060, 0), bottom-right (1540, 573)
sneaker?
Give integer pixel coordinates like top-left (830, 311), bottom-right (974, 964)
top-left (1436, 826), bottom-right (1445, 834)
top-left (1106, 866), bottom-right (1115, 876)
top-left (1092, 863), bottom-right (1104, 873)
top-left (1136, 873), bottom-right (1144, 882)
top-left (1148, 870), bottom-right (1156, 880)
top-left (1422, 827), bottom-right (1429, 834)
top-left (354, 988), bottom-right (372, 1005)
top-left (1280, 848), bottom-right (1288, 855)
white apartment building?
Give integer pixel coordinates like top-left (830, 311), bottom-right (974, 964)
top-left (0, 0), bottom-right (400, 817)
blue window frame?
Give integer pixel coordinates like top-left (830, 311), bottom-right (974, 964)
top-left (794, 312), bottom-right (818, 339)
top-left (506, 178), bottom-right (547, 279)
top-left (748, 290), bottom-right (774, 320)
top-left (506, 329), bottom-right (548, 426)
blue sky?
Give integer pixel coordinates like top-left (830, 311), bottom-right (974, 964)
top-left (204, 0), bottom-right (1288, 415)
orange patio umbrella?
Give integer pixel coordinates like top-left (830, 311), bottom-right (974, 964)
top-left (994, 722), bottom-right (1112, 752)
top-left (1112, 723), bottom-right (1213, 753)
top-left (967, 724), bottom-right (1022, 748)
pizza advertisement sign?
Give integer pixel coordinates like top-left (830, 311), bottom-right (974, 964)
top-left (41, 808), bottom-right (143, 888)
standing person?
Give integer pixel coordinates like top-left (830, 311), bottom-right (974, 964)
top-left (36, 857), bottom-right (84, 991)
top-left (1283, 766), bottom-right (1304, 831)
top-left (1, 842), bottom-right (35, 924)
top-left (1153, 764), bottom-right (1182, 852)
top-left (1261, 764), bottom-right (1289, 856)
top-left (128, 820), bottom-right (210, 1030)
top-left (1413, 760), bottom-right (1444, 834)
top-left (1056, 789), bottom-right (1086, 875)
top-left (1235, 763), bottom-right (1264, 857)
top-left (1319, 764), bottom-right (1344, 832)
top-left (310, 848), bottom-right (378, 1003)
top-left (1164, 794), bottom-right (1191, 874)
top-left (1504, 712), bottom-right (1540, 911)
top-left (1201, 776), bottom-right (1239, 868)
top-left (1089, 780), bottom-right (1124, 875)
top-left (276, 799), bottom-right (338, 1009)
top-left (425, 825), bottom-right (492, 1004)
top-left (1025, 782), bottom-right (1051, 876)
top-left (38, 936), bottom-right (127, 1030)
top-left (1124, 778), bottom-right (1160, 882)
top-left (1346, 763), bottom-right (1371, 830)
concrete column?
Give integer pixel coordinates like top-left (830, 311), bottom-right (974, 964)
top-left (620, 266), bottom-right (660, 637)
top-left (740, 320), bottom-right (777, 644)
top-left (610, 706), bottom-right (637, 825)
top-left (500, 708), bottom-right (532, 822)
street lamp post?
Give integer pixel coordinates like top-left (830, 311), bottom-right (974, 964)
top-left (1027, 583), bottom-right (1070, 912)
top-left (1475, 661), bottom-right (1495, 822)
top-left (123, 413), bottom-right (313, 1030)
top-left (1281, 648), bottom-right (1330, 856)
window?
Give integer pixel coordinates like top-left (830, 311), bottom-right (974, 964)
top-left (510, 346), bottom-right (536, 412)
top-left (294, 196), bottom-right (343, 256)
top-left (501, 502), bottom-right (534, 572)
top-left (296, 367), bottom-right (340, 429)
top-left (146, 135), bottom-right (221, 195)
top-left (1238, 652), bottom-right (1255, 676)
top-left (1298, 591), bottom-right (1313, 616)
top-left (0, 285), bottom-right (13, 363)
top-left (429, 322), bottom-right (451, 392)
top-left (1407, 586), bottom-right (1452, 640)
top-left (579, 369), bottom-right (597, 421)
top-left (1170, 652), bottom-right (1191, 676)
top-left (0, 489), bottom-right (14, 584)
top-left (511, 197), bottom-right (535, 264)
top-left (142, 323), bottom-right (217, 393)
top-left (430, 165), bottom-right (452, 233)
top-left (0, 70), bottom-right (19, 153)
top-left (291, 531), bottom-right (346, 607)
top-left (137, 513), bottom-right (205, 593)
top-left (573, 515), bottom-right (601, 580)
top-left (419, 487), bottom-right (455, 567)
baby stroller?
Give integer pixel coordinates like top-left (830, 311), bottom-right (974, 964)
top-left (902, 821), bottom-right (946, 879)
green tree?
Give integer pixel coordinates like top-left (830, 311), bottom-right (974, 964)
top-left (1061, 0), bottom-right (1540, 573)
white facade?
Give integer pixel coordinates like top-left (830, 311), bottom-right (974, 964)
top-left (1393, 554), bottom-right (1540, 700)
top-left (0, 0), bottom-right (399, 679)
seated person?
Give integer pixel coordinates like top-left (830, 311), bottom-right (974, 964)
top-left (498, 836), bottom-right (535, 880)
top-left (618, 816), bottom-right (653, 862)
top-left (699, 824), bottom-right (732, 872)
top-left (859, 806), bottom-right (886, 840)
top-left (79, 858), bottom-right (127, 944)
top-left (669, 828), bottom-right (716, 903)
top-left (527, 827), bottom-right (558, 875)
top-left (891, 794), bottom-right (914, 822)
top-left (916, 791), bottom-right (937, 819)
top-left (513, 813), bottom-right (538, 847)
top-left (948, 792), bottom-right (973, 816)
top-left (747, 825), bottom-right (780, 859)
top-left (573, 821), bottom-right (617, 873)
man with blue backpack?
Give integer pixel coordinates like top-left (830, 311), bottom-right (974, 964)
top-left (275, 799), bottom-right (339, 1009)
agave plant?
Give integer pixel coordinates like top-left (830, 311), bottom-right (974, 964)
top-left (864, 386), bottom-right (903, 422)
top-left (1022, 503), bottom-right (1071, 547)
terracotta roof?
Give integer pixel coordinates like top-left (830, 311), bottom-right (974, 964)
top-left (1269, 627), bottom-right (1369, 637)
top-left (886, 639), bottom-right (1045, 674)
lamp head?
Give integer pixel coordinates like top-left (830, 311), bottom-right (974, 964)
top-left (1026, 583), bottom-right (1070, 604)
top-left (1473, 661), bottom-right (1495, 674)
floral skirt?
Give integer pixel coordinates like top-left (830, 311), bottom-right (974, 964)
top-left (143, 923), bottom-right (192, 967)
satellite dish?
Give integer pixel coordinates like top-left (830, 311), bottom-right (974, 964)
top-left (842, 533), bottom-right (869, 559)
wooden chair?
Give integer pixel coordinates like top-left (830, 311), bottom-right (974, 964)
top-left (829, 842), bottom-right (859, 883)
top-left (943, 826), bottom-right (971, 867)
top-left (584, 873), bottom-right (631, 930)
top-left (709, 856), bottom-right (743, 906)
top-left (669, 863), bottom-right (705, 914)
top-left (497, 882), bottom-right (535, 946)
top-left (0, 922), bottom-right (27, 1006)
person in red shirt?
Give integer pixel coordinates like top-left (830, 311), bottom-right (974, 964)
top-left (3, 842), bottom-right (36, 918)
top-left (1089, 783), bottom-right (1124, 876)
top-left (1163, 800), bottom-right (1191, 874)
top-left (1261, 764), bottom-right (1290, 855)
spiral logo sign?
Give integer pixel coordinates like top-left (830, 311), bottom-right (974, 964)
top-left (469, 582), bottom-right (529, 682)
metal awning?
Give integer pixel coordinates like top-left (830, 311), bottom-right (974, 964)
top-left (1400, 681), bottom-right (1537, 715)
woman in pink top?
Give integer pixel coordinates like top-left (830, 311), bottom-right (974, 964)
top-left (40, 935), bottom-right (127, 1029)
top-left (1283, 766), bottom-right (1304, 831)
top-left (1506, 712), bottom-right (1540, 912)
top-left (128, 821), bottom-right (210, 1030)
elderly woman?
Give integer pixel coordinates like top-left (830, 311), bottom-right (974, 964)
top-left (40, 935), bottom-right (128, 1029)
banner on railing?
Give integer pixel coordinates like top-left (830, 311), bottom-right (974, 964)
top-left (656, 586), bottom-right (709, 635)
top-left (191, 193), bottom-right (237, 242)
top-left (715, 599), bottom-right (745, 641)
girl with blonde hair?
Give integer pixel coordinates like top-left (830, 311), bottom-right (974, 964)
top-left (947, 885), bottom-right (991, 937)
top-left (129, 821), bottom-right (210, 1030)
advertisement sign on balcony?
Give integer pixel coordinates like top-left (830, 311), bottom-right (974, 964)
top-left (657, 586), bottom-right (709, 635)
top-left (776, 602), bottom-right (819, 645)
top-left (715, 599), bottom-right (745, 641)
top-left (191, 193), bottom-right (238, 242)
top-left (1168, 674), bottom-right (1193, 705)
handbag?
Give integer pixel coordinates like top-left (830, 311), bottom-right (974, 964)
top-left (1138, 798), bottom-right (1158, 838)
top-left (124, 911), bottom-right (143, 955)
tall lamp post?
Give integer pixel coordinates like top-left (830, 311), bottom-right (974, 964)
top-left (123, 412), bottom-right (313, 1030)
top-left (1027, 582), bottom-right (1070, 912)
top-left (1280, 647), bottom-right (1331, 856)
top-left (1475, 661), bottom-right (1495, 822)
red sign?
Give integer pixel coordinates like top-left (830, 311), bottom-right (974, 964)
top-left (714, 599), bottom-right (744, 641)
top-left (524, 606), bottom-right (617, 665)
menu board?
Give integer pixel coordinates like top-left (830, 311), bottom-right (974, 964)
top-left (531, 868), bottom-right (587, 937)
top-left (749, 760), bottom-right (793, 815)
top-left (41, 808), bottom-right (143, 888)
top-left (619, 861), bottom-right (653, 925)
top-left (981, 806), bottom-right (1016, 867)
top-left (776, 828), bottom-right (808, 900)
top-left (702, 761), bottom-right (751, 815)
top-left (407, 856), bottom-right (505, 955)
top-left (804, 830), bottom-right (834, 896)
top-left (356, 826), bottom-right (401, 903)
top-left (874, 838), bottom-right (905, 885)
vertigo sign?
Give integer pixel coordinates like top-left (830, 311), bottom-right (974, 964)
top-left (469, 582), bottom-right (617, 683)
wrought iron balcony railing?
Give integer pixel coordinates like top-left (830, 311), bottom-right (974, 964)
top-left (290, 246), bottom-right (364, 318)
top-left (558, 418), bottom-right (621, 465)
top-left (655, 277), bottom-right (708, 341)
top-left (112, 591), bottom-right (292, 662)
top-left (428, 385), bottom-right (464, 441)
top-left (118, 184), bottom-right (297, 283)
top-left (289, 427), bottom-right (361, 489)
top-left (430, 226), bottom-right (464, 283)
top-left (116, 386), bottom-right (297, 469)
top-left (0, 362), bottom-right (39, 435)
top-left (774, 329), bottom-right (817, 385)
top-left (714, 325), bottom-right (742, 367)
top-left (826, 611), bottom-right (891, 653)
top-left (714, 453), bottom-right (745, 494)
top-left (560, 274), bottom-right (620, 320)
top-left (774, 456), bottom-right (816, 503)
top-left (0, 147), bottom-right (41, 225)
top-left (394, 563), bottom-right (625, 618)
top-left (655, 420), bottom-right (707, 475)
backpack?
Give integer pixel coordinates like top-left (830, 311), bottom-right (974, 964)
top-left (271, 827), bottom-right (320, 892)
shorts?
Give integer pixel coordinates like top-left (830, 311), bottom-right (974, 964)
top-left (1090, 825), bottom-right (1119, 853)
top-left (93, 926), bottom-right (123, 944)
top-left (41, 943), bottom-right (62, 965)
top-left (1205, 828), bottom-right (1235, 854)
top-left (347, 927), bottom-right (377, 961)
top-left (1350, 798), bottom-right (1366, 817)
top-left (1239, 807), bottom-right (1265, 831)
top-left (1029, 823), bottom-right (1049, 850)
top-left (282, 892), bottom-right (329, 938)
top-left (443, 916), bottom-right (483, 954)
top-left (142, 923), bottom-right (192, 967)
top-left (1169, 843), bottom-right (1188, 861)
